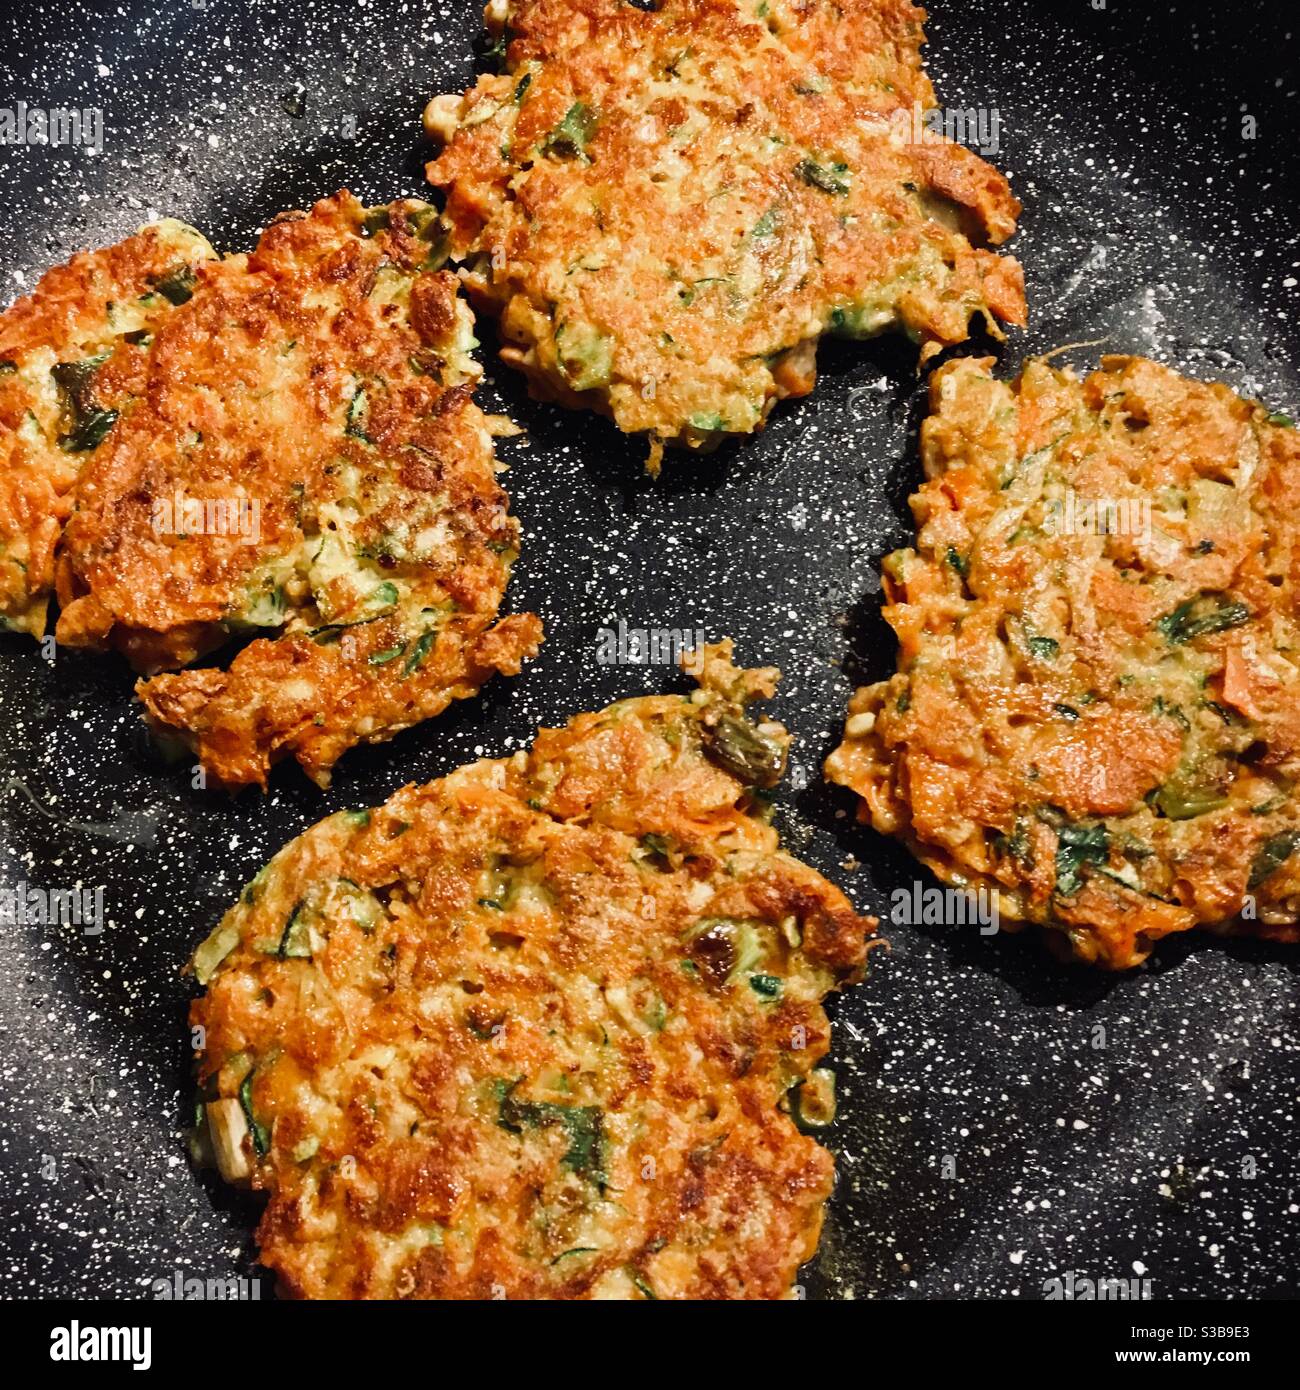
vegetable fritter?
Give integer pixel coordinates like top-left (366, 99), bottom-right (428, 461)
top-left (52, 192), bottom-right (540, 789)
top-left (426, 0), bottom-right (1024, 468)
top-left (0, 220), bottom-right (217, 636)
top-left (827, 355), bottom-right (1300, 969)
top-left (188, 643), bottom-right (878, 1298)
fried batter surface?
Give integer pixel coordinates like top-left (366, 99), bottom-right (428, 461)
top-left (0, 221), bottom-right (216, 635)
top-left (426, 0), bottom-right (1024, 465)
top-left (190, 644), bottom-right (877, 1297)
top-left (828, 355), bottom-right (1300, 968)
top-left (50, 192), bottom-right (539, 788)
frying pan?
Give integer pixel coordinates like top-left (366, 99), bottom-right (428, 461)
top-left (1, 0), bottom-right (1297, 1301)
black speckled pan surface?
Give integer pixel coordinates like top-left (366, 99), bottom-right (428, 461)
top-left (1, 0), bottom-right (1297, 1301)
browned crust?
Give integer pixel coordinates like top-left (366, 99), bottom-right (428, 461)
top-left (0, 220), bottom-right (216, 635)
top-left (828, 354), bottom-right (1300, 968)
top-left (191, 645), bottom-right (879, 1298)
top-left (425, 0), bottom-right (1024, 456)
top-left (45, 192), bottom-right (539, 788)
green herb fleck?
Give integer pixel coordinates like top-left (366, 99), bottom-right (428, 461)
top-left (345, 388), bottom-right (372, 442)
top-left (52, 353), bottom-right (117, 451)
top-left (751, 207), bottom-right (779, 238)
top-left (551, 1247), bottom-right (598, 1265)
top-left (361, 207), bottom-right (391, 238)
top-left (1248, 831), bottom-right (1300, 890)
top-left (238, 1069), bottom-right (271, 1157)
top-left (152, 263), bottom-right (198, 305)
top-left (1156, 594), bottom-right (1250, 645)
top-left (496, 1079), bottom-right (606, 1185)
top-left (402, 628), bottom-right (437, 676)
top-left (1054, 821), bottom-right (1108, 897)
top-left (688, 411), bottom-right (725, 432)
top-left (276, 901), bottom-right (312, 959)
top-left (542, 102), bottom-right (597, 161)
top-left (60, 408), bottom-right (119, 452)
top-left (1151, 776), bottom-right (1227, 821)
top-left (796, 158), bottom-right (850, 195)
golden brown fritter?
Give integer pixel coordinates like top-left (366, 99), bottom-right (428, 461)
top-left (827, 354), bottom-right (1300, 969)
top-left (426, 0), bottom-right (1024, 467)
top-left (188, 643), bottom-right (878, 1299)
top-left (53, 192), bottom-right (540, 789)
top-left (0, 221), bottom-right (217, 636)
